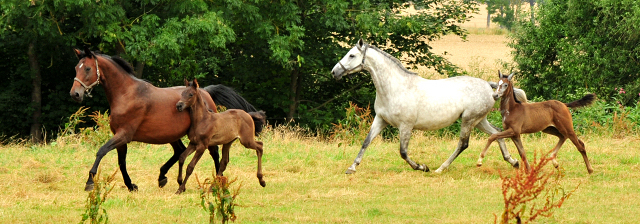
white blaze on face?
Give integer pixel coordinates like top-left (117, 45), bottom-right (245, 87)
top-left (496, 80), bottom-right (503, 94)
top-left (79, 63), bottom-right (84, 69)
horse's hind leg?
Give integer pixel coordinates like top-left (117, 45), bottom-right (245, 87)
top-left (435, 118), bottom-right (481, 173)
top-left (346, 115), bottom-right (388, 174)
top-left (475, 118), bottom-right (519, 168)
top-left (218, 143), bottom-right (233, 176)
top-left (542, 126), bottom-right (566, 168)
top-left (398, 126), bottom-right (429, 172)
top-left (564, 131), bottom-right (593, 174)
top-left (208, 145), bottom-right (220, 175)
top-left (116, 144), bottom-right (138, 191)
top-left (242, 139), bottom-right (266, 187)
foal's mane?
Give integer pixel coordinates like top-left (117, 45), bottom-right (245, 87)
top-left (367, 45), bottom-right (417, 76)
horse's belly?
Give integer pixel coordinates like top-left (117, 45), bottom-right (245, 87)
top-left (130, 112), bottom-right (191, 144)
top-left (413, 114), bottom-right (460, 131)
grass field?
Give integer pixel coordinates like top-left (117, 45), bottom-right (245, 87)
top-left (1, 125), bottom-right (639, 223)
top-left (3, 6), bottom-right (638, 224)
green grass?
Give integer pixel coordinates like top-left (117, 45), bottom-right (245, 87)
top-left (1, 128), bottom-right (639, 223)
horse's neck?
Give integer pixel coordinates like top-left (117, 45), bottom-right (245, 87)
top-left (98, 56), bottom-right (142, 104)
top-left (500, 85), bottom-right (518, 115)
top-left (364, 49), bottom-right (414, 97)
top-left (188, 96), bottom-right (212, 126)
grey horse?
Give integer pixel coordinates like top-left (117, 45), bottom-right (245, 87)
top-left (331, 39), bottom-right (525, 173)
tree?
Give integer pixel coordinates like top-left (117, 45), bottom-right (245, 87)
top-left (1, 0), bottom-right (478, 139)
top-left (511, 0), bottom-right (640, 105)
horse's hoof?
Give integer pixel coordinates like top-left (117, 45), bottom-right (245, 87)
top-left (175, 189), bottom-right (184, 195)
top-left (513, 161), bottom-right (520, 169)
top-left (158, 178), bottom-right (168, 188)
top-left (476, 162), bottom-right (483, 167)
top-left (259, 180), bottom-right (266, 187)
top-left (84, 184), bottom-right (95, 192)
top-left (129, 184), bottom-right (139, 192)
top-left (434, 168), bottom-right (444, 174)
top-left (345, 168), bottom-right (356, 174)
top-left (420, 164), bottom-right (430, 172)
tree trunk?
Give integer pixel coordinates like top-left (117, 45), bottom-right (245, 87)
top-left (286, 68), bottom-right (300, 122)
top-left (134, 61), bottom-right (144, 79)
top-left (487, 1), bottom-right (491, 28)
top-left (529, 0), bottom-right (535, 23)
top-left (28, 42), bottom-right (42, 143)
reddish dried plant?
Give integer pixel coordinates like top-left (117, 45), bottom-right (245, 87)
top-left (495, 150), bottom-right (580, 224)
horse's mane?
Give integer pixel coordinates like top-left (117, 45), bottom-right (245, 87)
top-left (78, 50), bottom-right (138, 77)
top-left (367, 45), bottom-right (417, 76)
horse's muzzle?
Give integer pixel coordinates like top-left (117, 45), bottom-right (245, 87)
top-left (70, 89), bottom-right (84, 103)
top-left (331, 69), bottom-right (344, 80)
top-left (176, 102), bottom-right (185, 112)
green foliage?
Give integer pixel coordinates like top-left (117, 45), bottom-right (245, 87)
top-left (196, 175), bottom-right (240, 224)
top-left (80, 169), bottom-right (118, 224)
top-left (510, 0), bottom-right (640, 106)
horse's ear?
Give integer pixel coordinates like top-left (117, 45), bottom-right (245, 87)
top-left (498, 70), bottom-right (503, 78)
top-left (357, 38), bottom-right (365, 48)
top-left (74, 49), bottom-right (83, 59)
top-left (193, 79), bottom-right (200, 89)
top-left (184, 79), bottom-right (189, 87)
top-left (83, 47), bottom-right (94, 58)
top-left (507, 73), bottom-right (514, 81)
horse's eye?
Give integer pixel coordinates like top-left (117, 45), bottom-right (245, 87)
top-left (349, 54), bottom-right (355, 58)
top-left (189, 93), bottom-right (193, 97)
top-left (85, 67), bottom-right (91, 72)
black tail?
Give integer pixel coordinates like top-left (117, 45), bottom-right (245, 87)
top-left (203, 85), bottom-right (257, 112)
top-left (565, 94), bottom-right (596, 108)
top-left (249, 111), bottom-right (267, 136)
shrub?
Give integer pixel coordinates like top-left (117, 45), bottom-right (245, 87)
top-left (196, 174), bottom-right (241, 224)
top-left (495, 150), bottom-right (579, 224)
top-left (80, 169), bottom-right (118, 224)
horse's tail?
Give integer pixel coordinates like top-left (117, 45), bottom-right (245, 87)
top-left (488, 81), bottom-right (528, 103)
top-left (248, 110), bottom-right (267, 136)
top-left (565, 94), bottom-right (596, 108)
top-left (203, 84), bottom-right (258, 112)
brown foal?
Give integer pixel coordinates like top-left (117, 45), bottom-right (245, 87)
top-left (175, 79), bottom-right (267, 194)
top-left (478, 71), bottom-right (595, 174)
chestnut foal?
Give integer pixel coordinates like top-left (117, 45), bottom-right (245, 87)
top-left (175, 79), bottom-right (267, 194)
top-left (478, 72), bottom-right (595, 174)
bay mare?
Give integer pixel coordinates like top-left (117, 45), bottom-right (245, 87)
top-left (331, 39), bottom-right (521, 174)
top-left (174, 79), bottom-right (266, 194)
top-left (70, 48), bottom-right (256, 191)
top-left (478, 72), bottom-right (595, 173)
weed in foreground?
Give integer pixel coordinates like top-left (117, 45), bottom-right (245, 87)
top-left (80, 168), bottom-right (118, 224)
top-left (331, 102), bottom-right (373, 145)
top-left (495, 150), bottom-right (579, 224)
top-left (196, 174), bottom-right (241, 224)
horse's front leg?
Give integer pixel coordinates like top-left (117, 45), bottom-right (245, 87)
top-left (116, 144), bottom-right (138, 191)
top-left (207, 145), bottom-right (220, 175)
top-left (177, 143), bottom-right (197, 186)
top-left (158, 140), bottom-right (187, 188)
top-left (85, 133), bottom-right (130, 191)
top-left (345, 116), bottom-right (388, 174)
top-left (398, 126), bottom-right (429, 172)
top-left (474, 118), bottom-right (519, 168)
top-left (477, 128), bottom-right (518, 169)
top-left (511, 136), bottom-right (531, 173)
top-left (176, 143), bottom-right (207, 194)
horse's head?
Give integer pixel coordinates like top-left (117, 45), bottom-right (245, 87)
top-left (176, 79), bottom-right (200, 112)
top-left (70, 48), bottom-right (101, 103)
top-left (495, 70), bottom-right (515, 98)
top-left (331, 38), bottom-right (369, 80)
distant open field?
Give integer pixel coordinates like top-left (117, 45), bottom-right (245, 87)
top-left (1, 127), bottom-right (639, 223)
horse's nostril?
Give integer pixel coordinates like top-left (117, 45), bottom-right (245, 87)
top-left (75, 92), bottom-right (80, 98)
